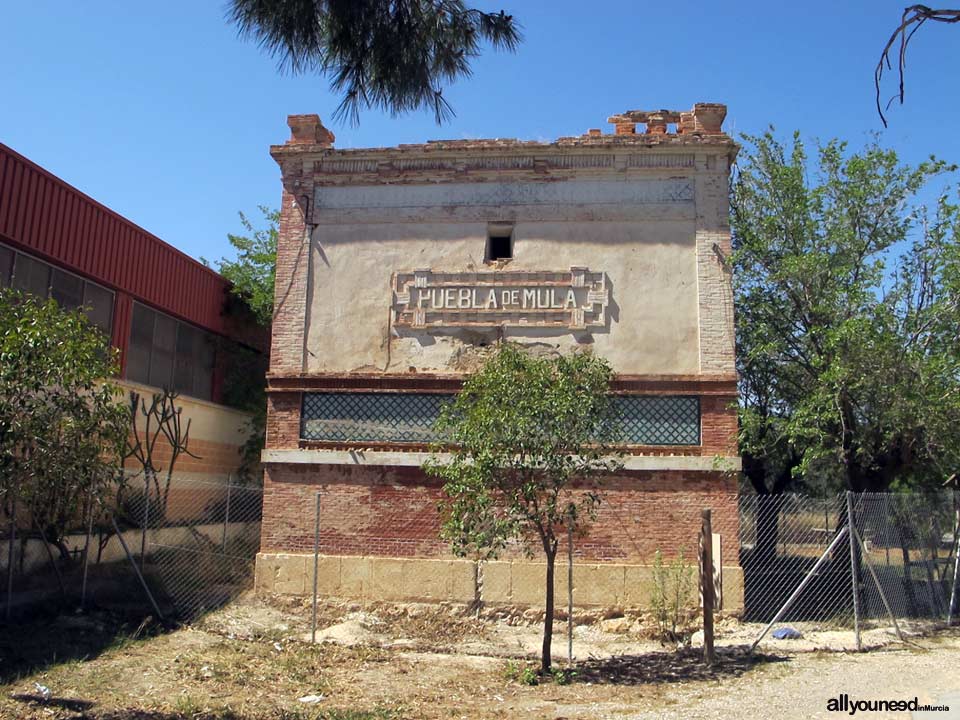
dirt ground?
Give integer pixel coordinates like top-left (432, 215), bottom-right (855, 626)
top-left (2, 594), bottom-right (959, 720)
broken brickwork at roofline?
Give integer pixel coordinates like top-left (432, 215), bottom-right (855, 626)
top-left (281, 103), bottom-right (729, 151)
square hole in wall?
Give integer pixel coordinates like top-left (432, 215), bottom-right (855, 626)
top-left (486, 225), bottom-right (513, 263)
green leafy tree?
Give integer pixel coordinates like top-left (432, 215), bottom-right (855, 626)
top-left (732, 130), bottom-right (960, 497)
top-left (218, 206), bottom-right (279, 325)
top-left (0, 288), bottom-right (128, 559)
top-left (228, 0), bottom-right (521, 123)
top-left (212, 206), bottom-right (279, 483)
top-left (425, 345), bottom-right (621, 674)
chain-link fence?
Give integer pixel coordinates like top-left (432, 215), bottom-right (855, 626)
top-left (1, 473), bottom-right (262, 623)
top-left (740, 491), bottom-right (960, 640)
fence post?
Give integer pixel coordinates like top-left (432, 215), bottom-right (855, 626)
top-left (948, 525), bottom-right (960, 626)
top-left (109, 510), bottom-right (163, 621)
top-left (80, 487), bottom-right (95, 610)
top-left (311, 491), bottom-right (321, 644)
top-left (850, 523), bottom-right (905, 642)
top-left (222, 480), bottom-right (232, 552)
top-left (883, 493), bottom-right (891, 566)
top-left (701, 509), bottom-right (715, 666)
top-left (567, 523), bottom-right (573, 668)
top-left (4, 500), bottom-right (14, 622)
top-left (30, 509), bottom-right (67, 601)
top-left (140, 473), bottom-right (150, 572)
top-left (846, 492), bottom-right (862, 651)
top-left (749, 526), bottom-right (850, 654)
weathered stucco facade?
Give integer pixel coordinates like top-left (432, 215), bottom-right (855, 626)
top-left (258, 104), bottom-right (742, 609)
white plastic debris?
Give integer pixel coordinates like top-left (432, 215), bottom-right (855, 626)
top-left (298, 694), bottom-right (325, 704)
top-left (34, 683), bottom-right (51, 700)
top-left (273, 642), bottom-right (283, 652)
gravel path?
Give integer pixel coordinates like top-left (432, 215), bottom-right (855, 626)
top-left (619, 635), bottom-right (960, 720)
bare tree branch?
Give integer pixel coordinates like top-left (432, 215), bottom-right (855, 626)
top-left (876, 5), bottom-right (960, 127)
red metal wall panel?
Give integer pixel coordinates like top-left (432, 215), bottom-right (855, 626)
top-left (0, 142), bottom-right (234, 338)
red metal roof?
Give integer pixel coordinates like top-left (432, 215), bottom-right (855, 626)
top-left (0, 142), bottom-right (233, 336)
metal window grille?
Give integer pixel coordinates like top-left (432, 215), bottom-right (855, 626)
top-left (300, 392), bottom-right (701, 446)
top-left (301, 392), bottom-right (450, 444)
top-left (615, 395), bottom-right (700, 445)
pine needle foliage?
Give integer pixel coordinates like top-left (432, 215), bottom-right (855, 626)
top-left (228, 0), bottom-right (521, 124)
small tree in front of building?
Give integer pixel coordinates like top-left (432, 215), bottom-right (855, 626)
top-left (425, 345), bottom-right (621, 675)
top-left (0, 288), bottom-right (128, 561)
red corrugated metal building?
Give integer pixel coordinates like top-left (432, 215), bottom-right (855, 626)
top-left (0, 142), bottom-right (267, 406)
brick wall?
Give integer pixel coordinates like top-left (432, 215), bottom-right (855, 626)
top-left (122, 437), bottom-right (243, 476)
top-left (266, 391), bottom-right (302, 449)
top-left (695, 155), bottom-right (737, 375)
top-left (700, 394), bottom-right (738, 455)
top-left (261, 463), bottom-right (738, 564)
top-left (269, 185), bottom-right (310, 375)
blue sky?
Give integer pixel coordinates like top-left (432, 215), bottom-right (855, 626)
top-left (2, 2), bottom-right (958, 266)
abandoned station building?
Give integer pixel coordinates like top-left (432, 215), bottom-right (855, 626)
top-left (257, 104), bottom-right (742, 609)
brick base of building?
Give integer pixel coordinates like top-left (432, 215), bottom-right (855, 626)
top-left (258, 462), bottom-right (742, 610)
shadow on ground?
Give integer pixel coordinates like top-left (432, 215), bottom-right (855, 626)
top-left (0, 608), bottom-right (164, 684)
top-left (8, 693), bottom-right (392, 720)
top-left (575, 644), bottom-right (787, 685)
top-left (9, 697), bottom-right (240, 719)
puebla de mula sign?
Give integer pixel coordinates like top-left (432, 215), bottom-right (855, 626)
top-left (392, 267), bottom-right (610, 330)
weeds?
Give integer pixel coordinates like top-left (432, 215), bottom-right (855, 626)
top-left (503, 660), bottom-right (539, 685)
top-left (173, 693), bottom-right (205, 715)
top-left (650, 548), bottom-right (695, 644)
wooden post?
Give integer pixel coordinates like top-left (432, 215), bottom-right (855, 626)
top-left (701, 509), bottom-right (715, 666)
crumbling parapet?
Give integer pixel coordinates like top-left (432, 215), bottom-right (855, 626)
top-left (286, 114), bottom-right (336, 147)
top-left (606, 103), bottom-right (727, 136)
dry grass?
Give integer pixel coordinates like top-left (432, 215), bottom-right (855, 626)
top-left (5, 595), bottom-right (955, 720)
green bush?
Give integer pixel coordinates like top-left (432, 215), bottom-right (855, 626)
top-left (650, 548), bottom-right (694, 644)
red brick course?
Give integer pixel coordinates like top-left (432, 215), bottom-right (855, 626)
top-left (261, 463), bottom-right (739, 565)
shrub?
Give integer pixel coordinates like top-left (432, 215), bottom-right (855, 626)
top-left (649, 548), bottom-right (695, 644)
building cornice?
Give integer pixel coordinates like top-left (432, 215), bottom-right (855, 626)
top-left (262, 448), bottom-right (741, 472)
top-left (270, 104), bottom-right (740, 185)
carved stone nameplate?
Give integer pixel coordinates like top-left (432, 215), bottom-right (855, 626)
top-left (392, 267), bottom-right (609, 330)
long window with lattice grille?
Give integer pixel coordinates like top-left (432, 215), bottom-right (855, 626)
top-left (300, 393), bottom-right (700, 446)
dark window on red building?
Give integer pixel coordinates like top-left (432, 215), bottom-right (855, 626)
top-left (0, 246), bottom-right (12, 287)
top-left (1, 242), bottom-right (114, 337)
top-left (12, 253), bottom-right (52, 298)
top-left (128, 302), bottom-right (216, 401)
